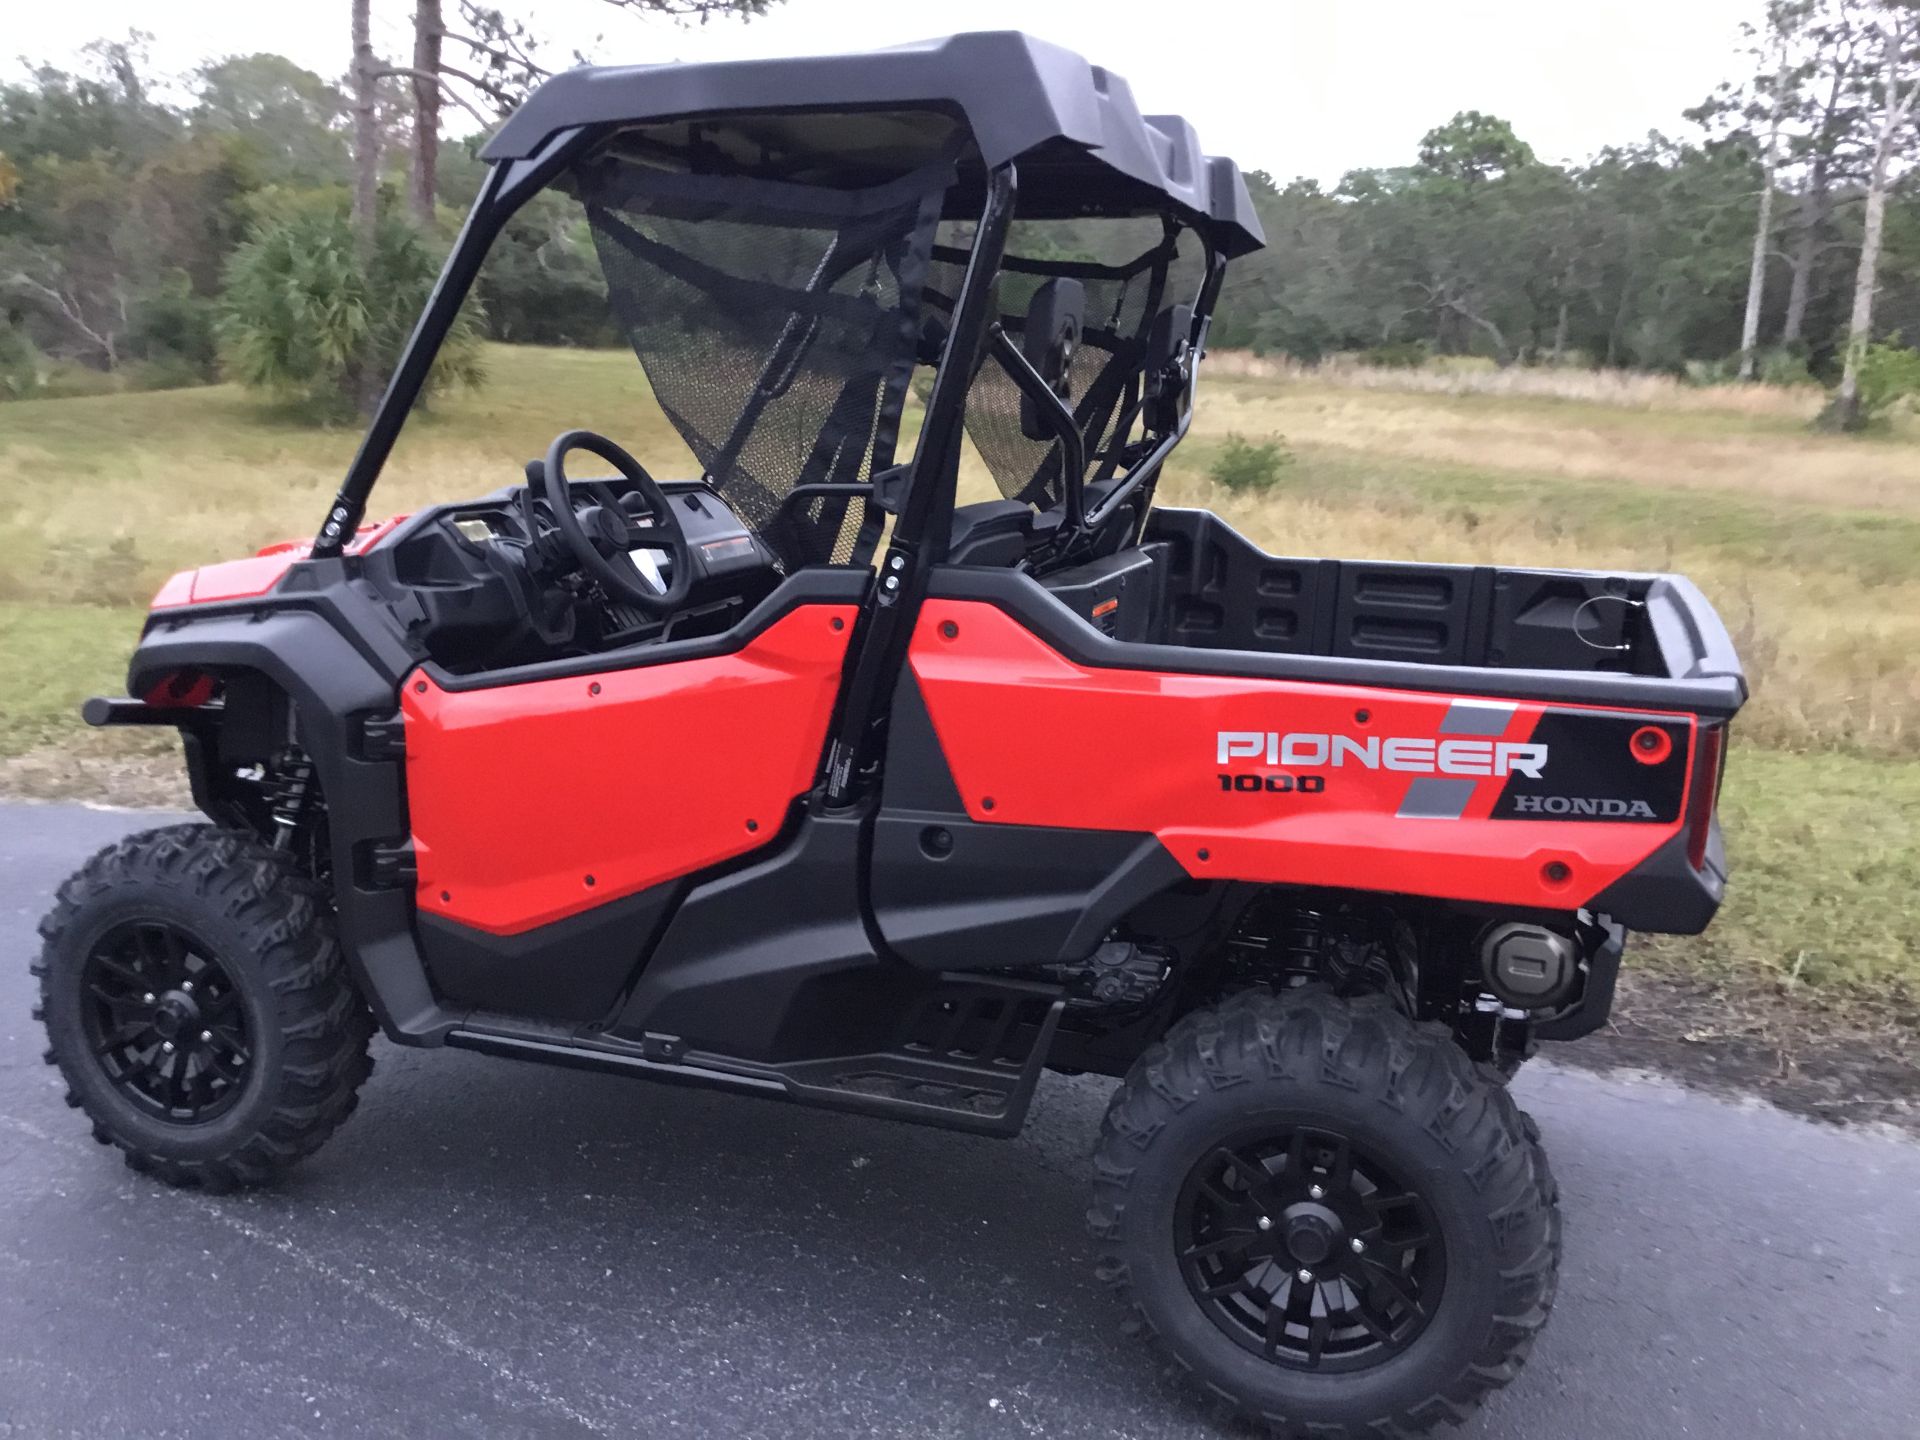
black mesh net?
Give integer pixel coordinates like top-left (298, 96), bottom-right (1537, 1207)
top-left (581, 159), bottom-right (951, 566)
top-left (924, 218), bottom-right (1205, 510)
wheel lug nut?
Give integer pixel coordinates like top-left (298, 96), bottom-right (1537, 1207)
top-left (200, 1031), bottom-right (213, 1043)
top-left (161, 1041), bottom-right (175, 1053)
top-left (1308, 1184), bottom-right (1325, 1200)
top-left (1297, 1269), bottom-right (1314, 1285)
top-left (1351, 1238), bottom-right (1366, 1254)
top-left (143, 993), bottom-right (155, 1004)
top-left (1256, 1216), bottom-right (1273, 1232)
top-left (182, 980), bottom-right (193, 992)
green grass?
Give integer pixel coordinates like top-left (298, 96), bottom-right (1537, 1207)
top-left (0, 603), bottom-right (147, 756)
top-left (0, 346), bottom-right (696, 608)
top-left (1, 344), bottom-right (1915, 1009)
top-left (1662, 749), bottom-right (1919, 997)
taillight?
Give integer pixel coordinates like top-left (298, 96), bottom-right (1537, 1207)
top-left (1684, 724), bottom-right (1726, 870)
top-left (141, 670), bottom-right (218, 708)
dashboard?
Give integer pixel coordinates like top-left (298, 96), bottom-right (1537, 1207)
top-left (361, 479), bottom-right (782, 675)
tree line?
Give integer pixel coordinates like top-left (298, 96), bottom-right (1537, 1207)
top-left (1215, 0), bottom-right (1920, 427)
top-left (6, 0), bottom-right (1920, 428)
top-left (0, 3), bottom-right (768, 414)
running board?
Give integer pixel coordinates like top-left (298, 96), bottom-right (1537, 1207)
top-left (446, 992), bottom-right (1066, 1138)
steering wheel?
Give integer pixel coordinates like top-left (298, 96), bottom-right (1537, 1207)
top-left (541, 429), bottom-right (690, 615)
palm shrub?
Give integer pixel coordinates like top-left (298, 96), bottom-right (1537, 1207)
top-left (220, 207), bottom-right (484, 418)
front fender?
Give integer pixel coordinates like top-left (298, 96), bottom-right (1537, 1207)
top-left (129, 609), bottom-right (400, 825)
top-left (126, 605), bottom-right (446, 1040)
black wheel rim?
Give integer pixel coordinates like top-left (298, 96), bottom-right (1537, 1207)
top-left (1175, 1123), bottom-right (1446, 1372)
top-left (77, 921), bottom-right (253, 1124)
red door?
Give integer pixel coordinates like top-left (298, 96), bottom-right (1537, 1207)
top-left (402, 604), bottom-right (857, 935)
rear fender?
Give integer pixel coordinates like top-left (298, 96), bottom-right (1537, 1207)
top-left (906, 587), bottom-right (1720, 932)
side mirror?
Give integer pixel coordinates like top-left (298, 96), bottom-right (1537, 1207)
top-left (1019, 277), bottom-right (1085, 441)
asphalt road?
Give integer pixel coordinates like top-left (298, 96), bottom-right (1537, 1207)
top-left (1, 804), bottom-right (1916, 1440)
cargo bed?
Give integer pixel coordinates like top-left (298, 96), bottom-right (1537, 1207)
top-left (995, 508), bottom-right (1748, 719)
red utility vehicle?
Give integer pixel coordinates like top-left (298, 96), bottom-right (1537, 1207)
top-left (33, 33), bottom-right (1743, 1436)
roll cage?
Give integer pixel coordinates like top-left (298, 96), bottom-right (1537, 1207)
top-left (307, 30), bottom-right (1265, 805)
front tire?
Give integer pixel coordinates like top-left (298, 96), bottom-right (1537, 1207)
top-left (33, 824), bottom-right (375, 1191)
top-left (1089, 988), bottom-right (1558, 1437)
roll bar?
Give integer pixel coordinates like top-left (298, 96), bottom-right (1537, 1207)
top-left (311, 132), bottom-right (1233, 574)
top-left (311, 128), bottom-right (594, 559)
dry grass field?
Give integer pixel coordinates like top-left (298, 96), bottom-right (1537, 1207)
top-left (1, 345), bottom-right (1914, 1037)
top-left (1187, 376), bottom-right (1920, 759)
top-left (1207, 350), bottom-right (1835, 418)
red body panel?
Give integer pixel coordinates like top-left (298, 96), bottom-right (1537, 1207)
top-left (909, 601), bottom-right (1696, 912)
top-left (404, 605), bottom-right (856, 935)
top-left (150, 516), bottom-right (409, 609)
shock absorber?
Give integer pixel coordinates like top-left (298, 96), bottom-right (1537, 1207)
top-left (1286, 904), bottom-right (1392, 994)
top-left (267, 748), bottom-right (316, 850)
top-left (1281, 907), bottom-right (1325, 975)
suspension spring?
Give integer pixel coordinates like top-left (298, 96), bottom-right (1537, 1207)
top-left (1281, 908), bottom-right (1326, 973)
top-left (268, 749), bottom-right (316, 849)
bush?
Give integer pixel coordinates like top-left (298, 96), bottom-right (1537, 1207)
top-left (1757, 345), bottom-right (1816, 387)
top-left (1851, 335), bottom-right (1920, 422)
top-left (131, 272), bottom-right (220, 380)
top-left (1360, 341), bottom-right (1427, 370)
top-left (0, 322), bottom-right (40, 400)
top-left (1210, 433), bottom-right (1293, 493)
top-left (122, 356), bottom-right (215, 393)
top-left (1, 275), bottom-right (220, 402)
top-left (221, 206), bottom-right (484, 419)
top-left (33, 362), bottom-right (123, 400)
top-left (1428, 353), bottom-right (1498, 375)
top-left (1686, 347), bottom-right (1816, 388)
top-left (1683, 355), bottom-right (1737, 386)
top-left (478, 198), bottom-right (620, 347)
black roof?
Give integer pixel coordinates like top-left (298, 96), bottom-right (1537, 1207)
top-left (482, 31), bottom-right (1264, 257)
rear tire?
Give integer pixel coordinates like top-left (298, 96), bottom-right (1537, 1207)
top-left (33, 824), bottom-right (375, 1191)
top-left (1088, 988), bottom-right (1558, 1437)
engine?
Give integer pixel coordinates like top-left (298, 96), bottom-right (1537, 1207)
top-left (1040, 940), bottom-right (1173, 1012)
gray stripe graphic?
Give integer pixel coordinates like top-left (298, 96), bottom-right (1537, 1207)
top-left (1398, 777), bottom-right (1478, 819)
top-left (1438, 701), bottom-right (1516, 736)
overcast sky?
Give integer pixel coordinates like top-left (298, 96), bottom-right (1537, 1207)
top-left (10, 0), bottom-right (1763, 182)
